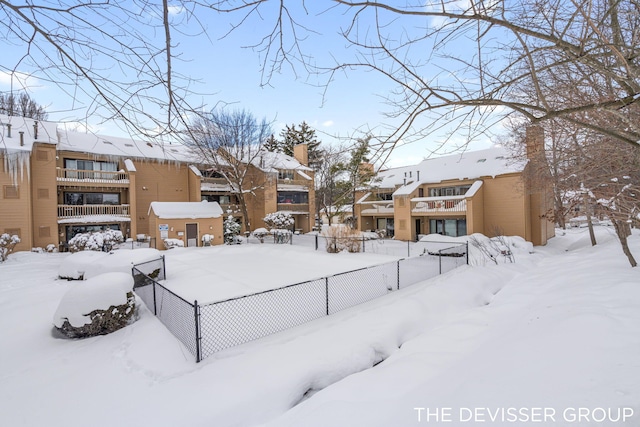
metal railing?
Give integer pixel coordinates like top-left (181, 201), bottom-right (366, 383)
top-left (57, 204), bottom-right (130, 218)
top-left (132, 244), bottom-right (467, 363)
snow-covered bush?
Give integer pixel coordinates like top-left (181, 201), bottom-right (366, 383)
top-left (252, 227), bottom-right (269, 243)
top-left (0, 233), bottom-right (20, 262)
top-left (53, 272), bottom-right (136, 338)
top-left (201, 234), bottom-right (214, 246)
top-left (322, 226), bottom-right (362, 253)
top-left (68, 229), bottom-right (124, 252)
top-left (58, 248), bottom-right (162, 280)
top-left (224, 214), bottom-right (242, 244)
top-left (263, 212), bottom-right (294, 230)
top-left (163, 238), bottom-right (184, 249)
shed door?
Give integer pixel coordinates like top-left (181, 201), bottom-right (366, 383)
top-left (186, 223), bottom-right (198, 247)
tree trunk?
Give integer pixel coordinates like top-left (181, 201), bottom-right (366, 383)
top-left (614, 220), bottom-right (637, 267)
top-left (583, 193), bottom-right (597, 246)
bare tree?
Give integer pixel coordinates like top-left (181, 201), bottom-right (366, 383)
top-left (315, 143), bottom-right (348, 226)
top-left (186, 109), bottom-right (272, 231)
top-left (207, 0), bottom-right (640, 154)
top-left (0, 92), bottom-right (47, 120)
top-left (1, 0), bottom-right (205, 137)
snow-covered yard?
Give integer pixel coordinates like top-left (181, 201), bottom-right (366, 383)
top-left (0, 227), bottom-right (638, 426)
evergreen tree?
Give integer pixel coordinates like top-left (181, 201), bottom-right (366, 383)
top-left (263, 134), bottom-right (280, 152)
top-left (279, 121), bottom-right (322, 169)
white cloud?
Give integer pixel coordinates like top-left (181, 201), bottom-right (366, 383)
top-left (167, 5), bottom-right (183, 15)
top-left (0, 71), bottom-right (41, 91)
top-left (322, 120), bottom-right (334, 127)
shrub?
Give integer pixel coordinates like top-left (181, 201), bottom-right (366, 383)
top-left (224, 214), bottom-right (242, 244)
top-left (322, 226), bottom-right (362, 253)
top-left (0, 233), bottom-right (20, 262)
top-left (68, 229), bottom-right (124, 252)
top-left (264, 212), bottom-right (294, 230)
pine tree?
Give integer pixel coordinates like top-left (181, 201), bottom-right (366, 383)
top-left (279, 121), bottom-right (323, 169)
top-left (263, 134), bottom-right (280, 152)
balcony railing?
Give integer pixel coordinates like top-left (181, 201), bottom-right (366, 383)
top-left (57, 168), bottom-right (129, 183)
top-left (202, 177), bottom-right (229, 185)
top-left (277, 178), bottom-right (311, 189)
top-left (219, 204), bottom-right (243, 215)
top-left (411, 197), bottom-right (467, 214)
top-left (58, 204), bottom-right (131, 219)
top-left (277, 203), bottom-right (310, 213)
top-left (358, 200), bottom-right (395, 214)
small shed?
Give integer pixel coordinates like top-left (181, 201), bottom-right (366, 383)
top-left (148, 201), bottom-right (224, 249)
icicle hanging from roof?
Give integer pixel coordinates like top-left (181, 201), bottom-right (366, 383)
top-left (2, 149), bottom-right (31, 185)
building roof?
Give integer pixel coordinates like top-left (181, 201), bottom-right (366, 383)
top-left (148, 201), bottom-right (223, 219)
top-left (0, 113), bottom-right (194, 163)
top-left (248, 150), bottom-right (313, 173)
top-left (373, 146), bottom-right (526, 190)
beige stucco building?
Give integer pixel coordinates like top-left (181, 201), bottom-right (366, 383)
top-left (354, 143), bottom-right (555, 246)
top-left (1, 114), bottom-right (315, 252)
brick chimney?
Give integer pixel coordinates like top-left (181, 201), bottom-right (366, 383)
top-left (293, 143), bottom-right (309, 166)
top-left (525, 125), bottom-right (545, 159)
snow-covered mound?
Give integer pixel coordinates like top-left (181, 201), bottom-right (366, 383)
top-left (58, 248), bottom-right (161, 280)
top-left (53, 272), bottom-right (135, 337)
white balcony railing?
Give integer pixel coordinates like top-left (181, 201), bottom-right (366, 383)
top-left (358, 200), bottom-right (394, 214)
top-left (58, 204), bottom-right (131, 219)
top-left (57, 168), bottom-right (129, 183)
top-left (411, 197), bottom-right (467, 214)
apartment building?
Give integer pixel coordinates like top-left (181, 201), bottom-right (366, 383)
top-left (1, 114), bottom-right (315, 252)
top-left (354, 136), bottom-right (555, 246)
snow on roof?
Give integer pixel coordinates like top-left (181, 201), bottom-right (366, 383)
top-left (249, 150), bottom-right (313, 172)
top-left (374, 146), bottom-right (526, 189)
top-left (0, 114), bottom-right (58, 153)
top-left (57, 128), bottom-right (194, 163)
top-left (149, 201), bottom-right (223, 219)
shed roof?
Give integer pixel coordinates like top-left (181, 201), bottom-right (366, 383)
top-left (148, 201), bottom-right (223, 219)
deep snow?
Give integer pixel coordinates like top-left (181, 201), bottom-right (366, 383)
top-left (0, 227), bottom-right (638, 427)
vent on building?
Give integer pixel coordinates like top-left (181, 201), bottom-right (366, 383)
top-left (36, 150), bottom-right (49, 161)
top-left (125, 143), bottom-right (134, 147)
top-left (3, 185), bottom-right (19, 199)
top-left (4, 228), bottom-right (20, 237)
top-left (102, 140), bottom-right (113, 145)
top-left (39, 226), bottom-right (51, 238)
top-left (37, 188), bottom-right (50, 199)
top-left (477, 158), bottom-right (487, 163)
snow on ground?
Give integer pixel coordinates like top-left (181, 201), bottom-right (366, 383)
top-left (0, 227), bottom-right (638, 427)
top-left (162, 244), bottom-right (399, 303)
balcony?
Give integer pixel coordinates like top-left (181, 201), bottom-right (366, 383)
top-left (411, 197), bottom-right (467, 215)
top-left (57, 168), bottom-right (129, 186)
top-left (277, 203), bottom-right (310, 213)
top-left (359, 201), bottom-right (394, 215)
top-left (201, 177), bottom-right (237, 193)
top-left (276, 178), bottom-right (310, 190)
top-left (58, 204), bottom-right (131, 220)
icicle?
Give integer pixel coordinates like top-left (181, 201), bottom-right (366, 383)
top-left (2, 149), bottom-right (31, 185)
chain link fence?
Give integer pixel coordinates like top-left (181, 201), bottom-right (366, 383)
top-left (133, 243), bottom-right (467, 362)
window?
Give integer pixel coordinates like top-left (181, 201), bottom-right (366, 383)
top-left (277, 192), bottom-right (308, 204)
top-left (64, 159), bottom-right (118, 179)
top-left (429, 185), bottom-right (471, 197)
top-left (430, 219), bottom-right (467, 237)
top-left (376, 192), bottom-right (393, 201)
top-left (64, 192), bottom-right (120, 205)
top-left (278, 170), bottom-right (295, 180)
top-left (3, 185), bottom-right (19, 199)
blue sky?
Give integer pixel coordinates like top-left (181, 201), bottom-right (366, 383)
top-left (0, 1), bottom-right (498, 168)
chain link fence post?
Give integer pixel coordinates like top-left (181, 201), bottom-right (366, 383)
top-left (194, 300), bottom-right (201, 363)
